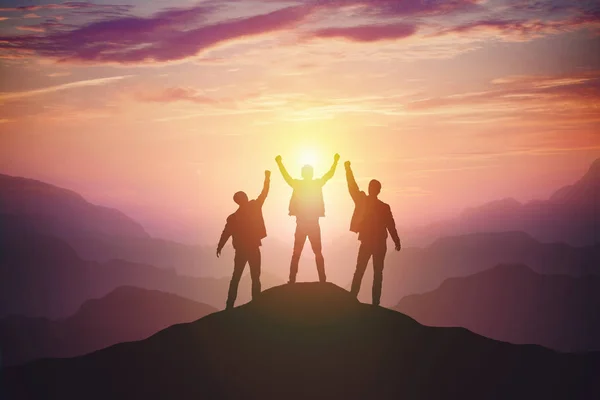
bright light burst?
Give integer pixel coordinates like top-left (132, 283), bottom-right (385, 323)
top-left (298, 148), bottom-right (318, 167)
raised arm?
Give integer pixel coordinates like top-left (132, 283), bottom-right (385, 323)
top-left (216, 219), bottom-right (232, 258)
top-left (320, 153), bottom-right (340, 184)
top-left (344, 161), bottom-right (361, 203)
top-left (386, 206), bottom-right (401, 251)
top-left (256, 170), bottom-right (271, 206)
top-left (275, 155), bottom-right (295, 187)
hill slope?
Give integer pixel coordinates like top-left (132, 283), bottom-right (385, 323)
top-left (4, 283), bottom-right (599, 400)
top-left (395, 264), bottom-right (600, 352)
top-left (0, 287), bottom-right (217, 366)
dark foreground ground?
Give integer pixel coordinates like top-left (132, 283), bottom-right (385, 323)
top-left (3, 282), bottom-right (599, 400)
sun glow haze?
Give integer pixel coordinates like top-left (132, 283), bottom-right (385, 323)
top-left (298, 148), bottom-right (318, 169)
top-left (0, 0), bottom-right (598, 249)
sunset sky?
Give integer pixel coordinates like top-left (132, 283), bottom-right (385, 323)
top-left (0, 0), bottom-right (599, 244)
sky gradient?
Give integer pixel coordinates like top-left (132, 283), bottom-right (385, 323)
top-left (0, 0), bottom-right (599, 244)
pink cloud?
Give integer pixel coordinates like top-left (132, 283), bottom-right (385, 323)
top-left (0, 5), bottom-right (313, 64)
top-left (405, 71), bottom-right (600, 112)
top-left (0, 2), bottom-right (132, 13)
top-left (434, 13), bottom-right (600, 40)
top-left (135, 87), bottom-right (227, 105)
top-left (273, 0), bottom-right (481, 17)
top-left (309, 23), bottom-right (417, 42)
top-left (16, 26), bottom-right (46, 33)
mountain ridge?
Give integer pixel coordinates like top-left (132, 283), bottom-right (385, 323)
top-left (0, 286), bottom-right (217, 366)
top-left (409, 157), bottom-right (600, 246)
top-left (395, 264), bottom-right (600, 352)
top-left (4, 283), bottom-right (599, 400)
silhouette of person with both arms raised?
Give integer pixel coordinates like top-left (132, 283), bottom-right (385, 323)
top-left (345, 161), bottom-right (401, 306)
top-left (217, 170), bottom-right (270, 309)
top-left (276, 154), bottom-right (340, 283)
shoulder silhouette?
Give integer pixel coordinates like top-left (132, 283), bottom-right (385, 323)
top-left (275, 154), bottom-right (340, 283)
top-left (217, 170), bottom-right (270, 309)
top-left (345, 160), bottom-right (400, 306)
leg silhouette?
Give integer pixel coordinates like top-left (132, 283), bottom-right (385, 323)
top-left (372, 243), bottom-right (387, 306)
top-left (227, 251), bottom-right (247, 309)
top-left (248, 247), bottom-right (261, 299)
top-left (351, 243), bottom-right (372, 297)
top-left (308, 223), bottom-right (326, 282)
top-left (290, 223), bottom-right (308, 283)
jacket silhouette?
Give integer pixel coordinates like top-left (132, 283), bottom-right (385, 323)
top-left (217, 171), bottom-right (270, 309)
top-left (276, 154), bottom-right (339, 283)
top-left (345, 161), bottom-right (400, 306)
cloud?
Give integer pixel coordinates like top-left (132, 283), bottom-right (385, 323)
top-left (430, 1), bottom-right (600, 41)
top-left (404, 71), bottom-right (600, 112)
top-left (0, 75), bottom-right (131, 101)
top-left (309, 23), bottom-right (417, 42)
top-left (135, 87), bottom-right (228, 105)
top-left (0, 4), bottom-right (313, 64)
top-left (435, 15), bottom-right (600, 40)
top-left (280, 0), bottom-right (481, 17)
top-left (47, 71), bottom-right (72, 77)
top-left (0, 2), bottom-right (132, 13)
top-left (0, 0), bottom-right (597, 66)
top-left (16, 25), bottom-right (46, 33)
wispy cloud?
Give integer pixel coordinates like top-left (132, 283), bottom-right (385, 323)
top-left (308, 23), bottom-right (417, 42)
top-left (404, 71), bottom-right (600, 114)
top-left (0, 75), bottom-right (131, 101)
top-left (0, 2), bottom-right (132, 13)
top-left (47, 71), bottom-right (72, 77)
top-left (134, 87), bottom-right (233, 106)
top-left (0, 4), bottom-right (312, 64)
top-left (434, 14), bottom-right (600, 41)
top-left (16, 25), bottom-right (46, 33)
top-left (0, 0), bottom-right (597, 65)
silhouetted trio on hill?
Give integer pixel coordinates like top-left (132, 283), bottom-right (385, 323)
top-left (217, 154), bottom-right (401, 309)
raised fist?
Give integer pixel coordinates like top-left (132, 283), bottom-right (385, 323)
top-left (334, 153), bottom-right (340, 162)
top-left (275, 155), bottom-right (282, 163)
top-left (265, 170), bottom-right (271, 178)
top-left (344, 161), bottom-right (351, 168)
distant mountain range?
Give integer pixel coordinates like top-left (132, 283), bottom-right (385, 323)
top-left (408, 158), bottom-right (600, 246)
top-left (0, 174), bottom-right (217, 276)
top-left (0, 230), bottom-right (282, 318)
top-left (4, 283), bottom-right (598, 400)
top-left (0, 286), bottom-right (216, 366)
top-left (395, 264), bottom-right (600, 352)
top-left (1, 157), bottom-right (599, 277)
top-left (356, 231), bottom-right (599, 306)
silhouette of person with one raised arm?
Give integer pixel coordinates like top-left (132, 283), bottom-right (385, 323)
top-left (217, 170), bottom-right (270, 309)
top-left (345, 161), bottom-right (401, 306)
top-left (276, 154), bottom-right (340, 283)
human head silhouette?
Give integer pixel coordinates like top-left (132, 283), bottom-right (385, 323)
top-left (368, 179), bottom-right (381, 196)
top-left (233, 191), bottom-right (249, 205)
top-left (301, 165), bottom-right (314, 180)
